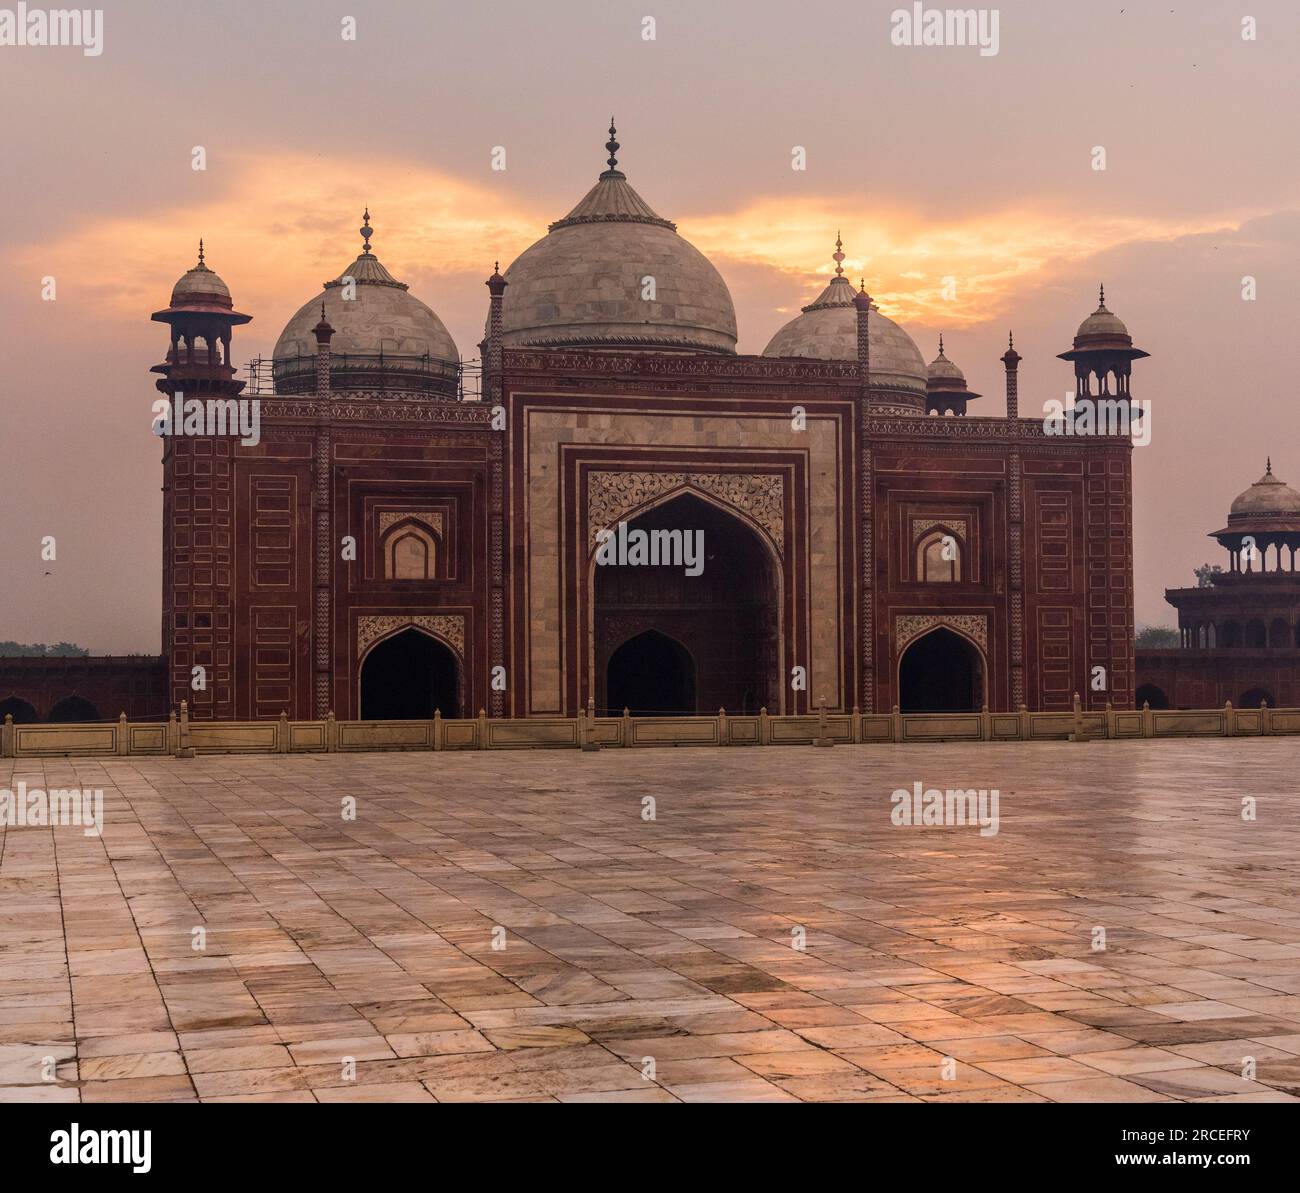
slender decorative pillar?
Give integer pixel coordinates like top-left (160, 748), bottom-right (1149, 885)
top-left (1003, 332), bottom-right (1024, 708)
top-left (1001, 331), bottom-right (1021, 420)
top-left (854, 281), bottom-right (874, 711)
top-left (312, 304), bottom-right (334, 718)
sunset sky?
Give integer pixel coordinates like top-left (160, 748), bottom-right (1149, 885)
top-left (2, 0), bottom-right (1298, 650)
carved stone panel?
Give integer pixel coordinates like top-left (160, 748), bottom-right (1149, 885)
top-left (895, 613), bottom-right (988, 655)
top-left (357, 614), bottom-right (465, 661)
top-left (587, 471), bottom-right (784, 552)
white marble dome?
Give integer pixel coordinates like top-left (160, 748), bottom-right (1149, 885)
top-left (763, 271), bottom-right (928, 399)
top-left (1230, 462), bottom-right (1300, 518)
top-left (274, 213), bottom-right (458, 394)
top-left (497, 126), bottom-right (737, 354)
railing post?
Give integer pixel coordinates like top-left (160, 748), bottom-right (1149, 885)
top-left (327, 710), bottom-right (337, 753)
top-left (891, 703), bottom-right (902, 744)
top-left (621, 706), bottom-right (631, 748)
top-left (478, 707), bottom-right (488, 750)
top-left (432, 707), bottom-right (442, 752)
top-left (759, 706), bottom-right (770, 746)
top-left (718, 706), bottom-right (728, 746)
top-left (279, 711), bottom-right (289, 754)
top-left (851, 704), bottom-right (861, 745)
top-left (1018, 703), bottom-right (1029, 741)
top-left (1142, 700), bottom-right (1153, 738)
top-left (1069, 692), bottom-right (1089, 743)
top-left (1, 713), bottom-right (12, 758)
top-left (117, 712), bottom-right (129, 757)
top-left (177, 700), bottom-right (194, 759)
top-left (580, 697), bottom-right (599, 752)
top-left (814, 695), bottom-right (832, 747)
top-left (1260, 698), bottom-right (1271, 736)
top-left (980, 703), bottom-right (991, 742)
top-left (167, 708), bottom-right (177, 755)
top-left (1224, 700), bottom-right (1234, 737)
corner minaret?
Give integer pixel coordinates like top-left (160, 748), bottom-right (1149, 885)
top-left (1057, 285), bottom-right (1149, 408)
top-left (151, 241), bottom-right (251, 398)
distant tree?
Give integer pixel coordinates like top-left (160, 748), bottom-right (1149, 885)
top-left (0, 641), bottom-right (89, 657)
top-left (1136, 626), bottom-right (1180, 648)
top-left (1194, 563), bottom-right (1223, 588)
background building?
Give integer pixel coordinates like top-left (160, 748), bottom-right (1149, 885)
top-left (1137, 461), bottom-right (1300, 709)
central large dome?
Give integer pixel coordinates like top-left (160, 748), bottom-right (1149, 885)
top-left (498, 124), bottom-right (737, 354)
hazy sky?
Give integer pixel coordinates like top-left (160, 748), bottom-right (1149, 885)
top-left (2, 0), bottom-right (1298, 651)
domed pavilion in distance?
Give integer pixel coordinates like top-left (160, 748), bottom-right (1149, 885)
top-left (1137, 461), bottom-right (1300, 710)
top-left (143, 121), bottom-right (1148, 724)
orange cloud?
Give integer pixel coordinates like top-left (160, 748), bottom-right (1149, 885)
top-left (685, 200), bottom-right (1237, 325)
top-left (14, 150), bottom-right (1247, 340)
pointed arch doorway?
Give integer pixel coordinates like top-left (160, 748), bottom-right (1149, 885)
top-left (898, 627), bottom-right (985, 713)
top-left (359, 627), bottom-right (460, 719)
top-left (606, 630), bottom-right (696, 716)
top-left (593, 491), bottom-right (780, 715)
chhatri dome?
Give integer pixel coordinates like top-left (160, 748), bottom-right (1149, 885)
top-left (762, 235), bottom-right (929, 403)
top-left (1226, 460), bottom-right (1300, 522)
top-left (161, 240), bottom-right (242, 314)
top-left (497, 121), bottom-right (738, 354)
top-left (274, 210), bottom-right (459, 396)
top-left (927, 335), bottom-right (965, 384)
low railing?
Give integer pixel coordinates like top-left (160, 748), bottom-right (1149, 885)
top-left (1, 697), bottom-right (1295, 759)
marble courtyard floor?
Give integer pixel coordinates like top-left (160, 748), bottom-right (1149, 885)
top-left (2, 740), bottom-right (1300, 1104)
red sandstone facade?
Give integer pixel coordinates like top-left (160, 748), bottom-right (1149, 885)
top-left (2, 132), bottom-right (1147, 725)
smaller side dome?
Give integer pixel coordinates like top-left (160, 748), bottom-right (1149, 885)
top-left (762, 237), bottom-right (928, 408)
top-left (272, 211), bottom-right (459, 398)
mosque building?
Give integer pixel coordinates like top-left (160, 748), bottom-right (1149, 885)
top-left (1, 124), bottom-right (1146, 725)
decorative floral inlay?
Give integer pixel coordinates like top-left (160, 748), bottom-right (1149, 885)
top-left (357, 615), bottom-right (464, 659)
top-left (378, 511), bottom-right (444, 538)
top-left (895, 613), bottom-right (988, 654)
top-left (911, 517), bottom-right (966, 539)
top-left (587, 471), bottom-right (784, 552)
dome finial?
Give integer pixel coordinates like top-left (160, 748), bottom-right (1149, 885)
top-left (1267, 456), bottom-right (1273, 476)
top-left (605, 118), bottom-right (620, 173)
top-left (360, 208), bottom-right (373, 254)
top-left (1098, 282), bottom-right (1107, 310)
top-left (197, 238), bottom-right (205, 266)
top-left (938, 333), bottom-right (945, 356)
top-left (833, 232), bottom-right (845, 277)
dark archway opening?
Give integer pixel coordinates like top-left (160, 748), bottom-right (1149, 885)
top-left (360, 628), bottom-right (459, 720)
top-left (1240, 687), bottom-right (1274, 709)
top-left (1222, 622), bottom-right (1242, 648)
top-left (48, 696), bottom-right (100, 723)
top-left (0, 696), bottom-right (39, 724)
top-left (898, 628), bottom-right (984, 713)
top-left (1135, 683), bottom-right (1169, 710)
top-left (1245, 620), bottom-right (1267, 648)
top-left (594, 492), bottom-right (778, 715)
top-left (606, 630), bottom-right (696, 717)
